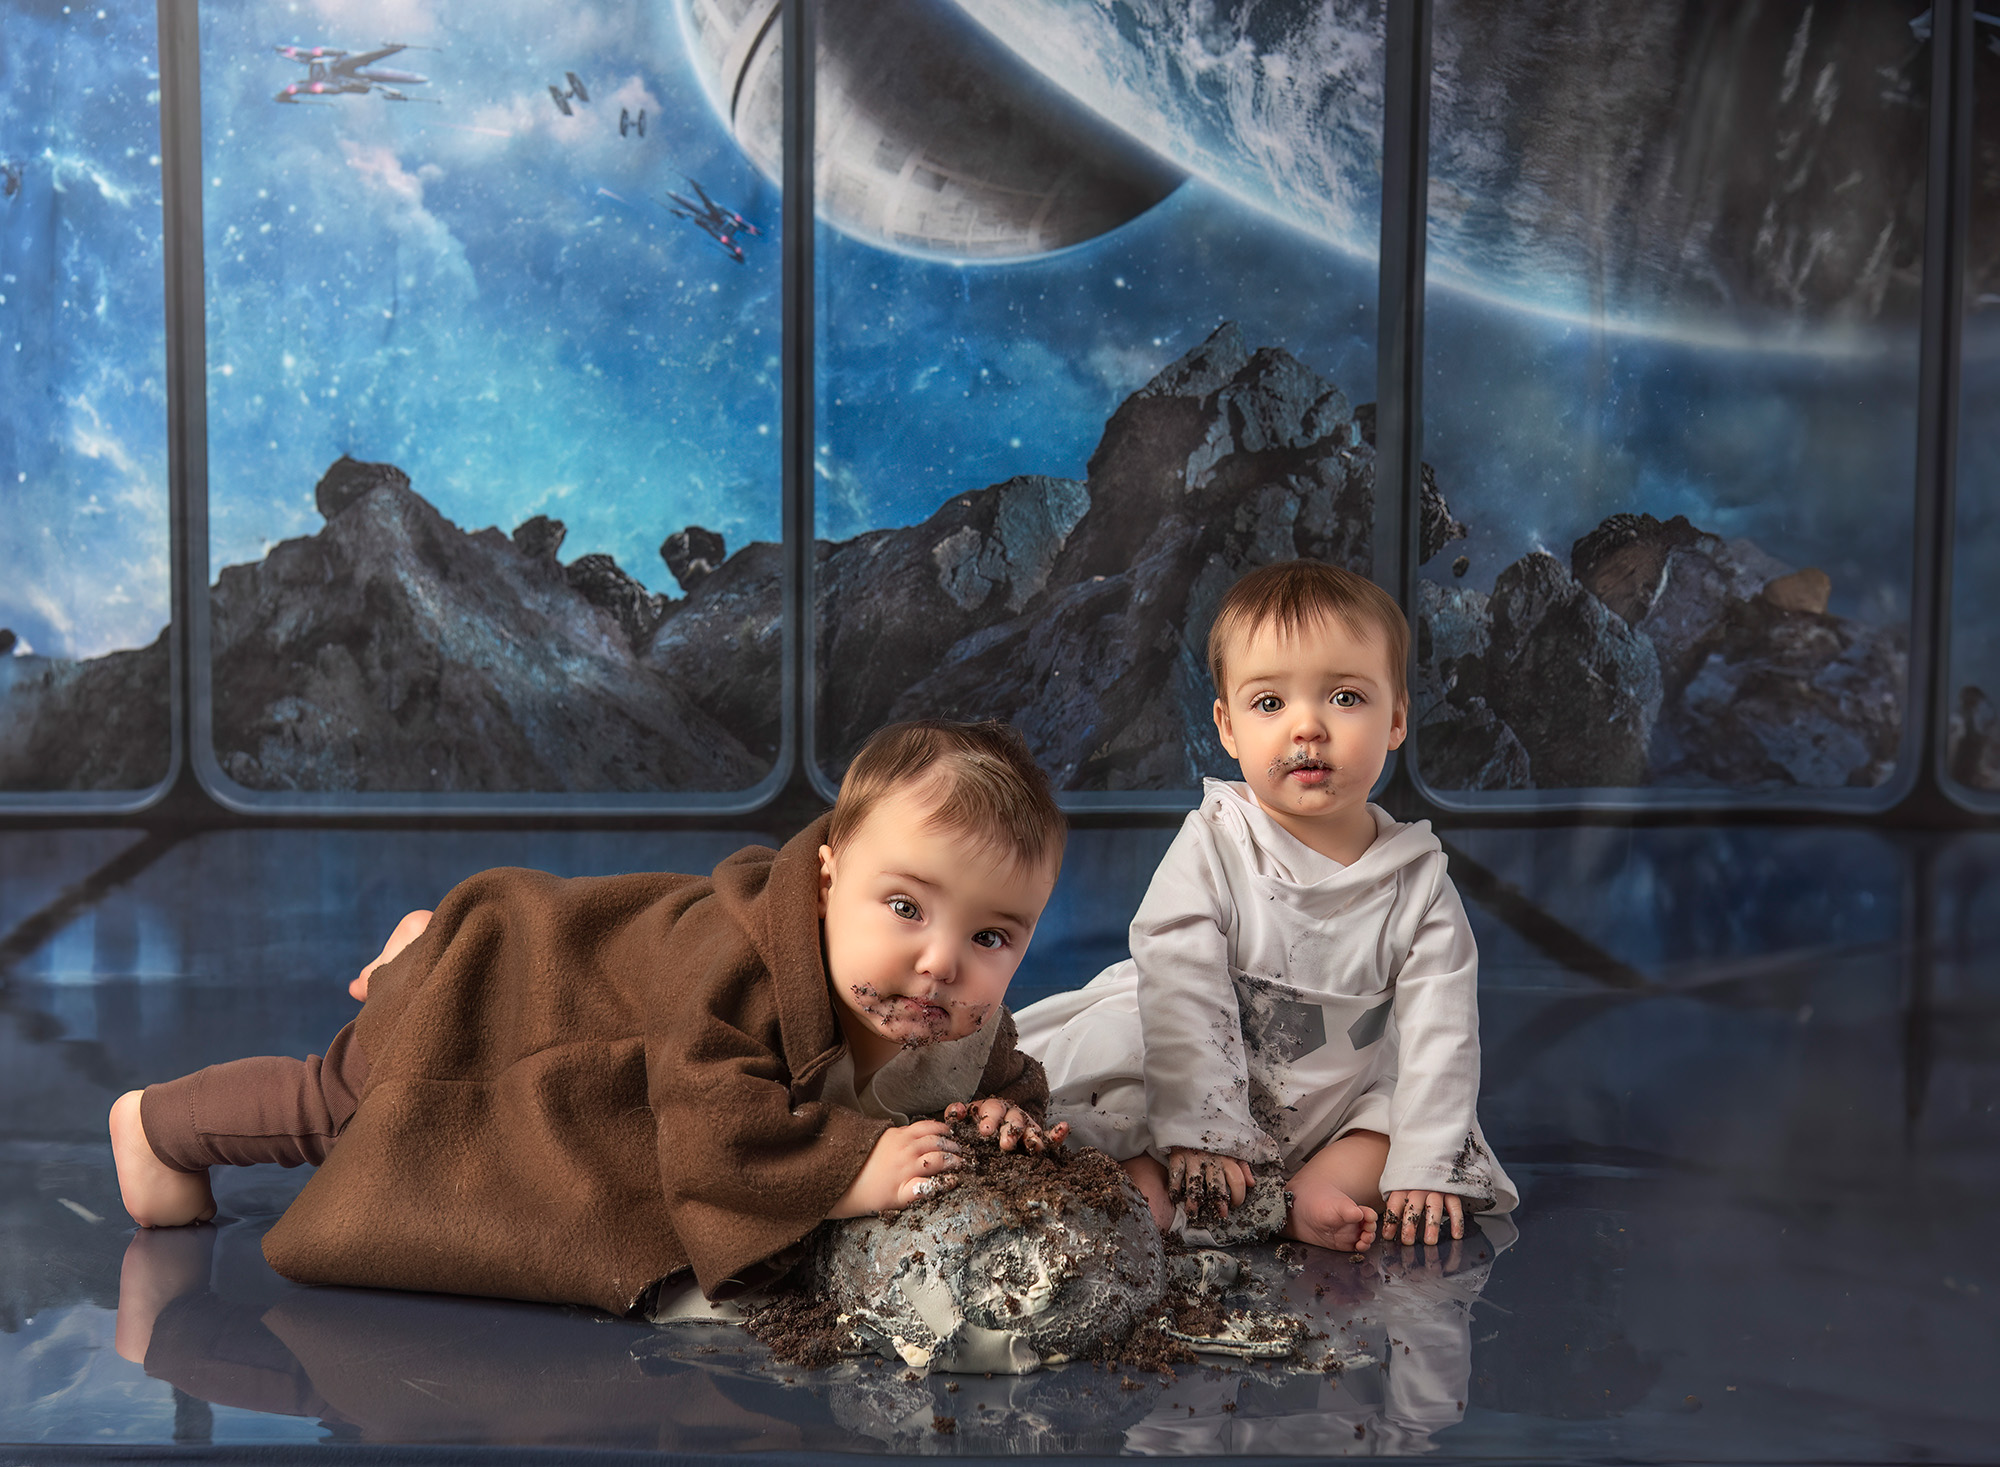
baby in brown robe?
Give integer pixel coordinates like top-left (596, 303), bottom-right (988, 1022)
top-left (108, 719), bottom-right (1069, 1315)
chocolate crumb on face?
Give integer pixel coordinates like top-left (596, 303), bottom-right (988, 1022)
top-left (844, 982), bottom-right (993, 1048)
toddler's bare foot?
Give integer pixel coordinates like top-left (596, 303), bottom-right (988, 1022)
top-left (1284, 1177), bottom-right (1378, 1252)
top-left (110, 1091), bottom-right (216, 1228)
top-left (1121, 1154), bottom-right (1175, 1233)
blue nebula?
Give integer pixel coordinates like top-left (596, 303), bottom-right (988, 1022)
top-left (197, 0), bottom-right (782, 602)
top-left (0, 2), bottom-right (169, 660)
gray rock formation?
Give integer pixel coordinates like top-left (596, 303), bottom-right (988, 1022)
top-left (0, 632), bottom-right (171, 792)
top-left (1656, 596), bottom-right (1905, 789)
top-left (642, 541), bottom-right (785, 768)
top-left (0, 629), bottom-right (15, 656)
top-left (510, 514), bottom-right (567, 562)
top-left (1483, 551), bottom-right (1663, 788)
top-left (1949, 685), bottom-right (2000, 792)
top-left (208, 459), bottom-right (762, 793)
top-left (1416, 511), bottom-right (1908, 792)
top-left (660, 525), bottom-right (726, 592)
top-left (564, 553), bottom-right (667, 652)
top-left (813, 474), bottom-right (1091, 771)
top-left (314, 454), bottom-right (410, 521)
top-left (811, 322), bottom-right (1466, 789)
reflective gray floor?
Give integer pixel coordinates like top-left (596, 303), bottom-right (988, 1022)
top-left (0, 823), bottom-right (1995, 1462)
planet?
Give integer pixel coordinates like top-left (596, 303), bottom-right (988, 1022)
top-left (689, 0), bottom-right (1961, 343)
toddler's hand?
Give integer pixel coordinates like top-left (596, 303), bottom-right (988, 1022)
top-left (1165, 1147), bottom-right (1250, 1224)
top-left (944, 1098), bottom-right (1069, 1154)
top-left (829, 1119), bottom-right (965, 1217)
top-left (349, 909), bottom-right (432, 1001)
top-left (1383, 1188), bottom-right (1466, 1244)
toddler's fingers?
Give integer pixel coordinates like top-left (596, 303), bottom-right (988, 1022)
top-left (905, 1172), bottom-right (961, 1204)
top-left (1166, 1152), bottom-right (1187, 1199)
top-left (1045, 1121), bottom-right (1069, 1149)
top-left (1446, 1194), bottom-right (1465, 1240)
top-left (943, 1101), bottom-right (968, 1122)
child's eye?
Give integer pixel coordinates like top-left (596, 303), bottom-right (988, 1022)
top-left (972, 929), bottom-right (1007, 950)
top-left (889, 897), bottom-right (921, 921)
top-left (1252, 694), bottom-right (1283, 713)
top-left (1331, 689), bottom-right (1362, 708)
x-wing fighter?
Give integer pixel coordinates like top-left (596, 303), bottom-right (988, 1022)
top-left (274, 43), bottom-right (432, 103)
top-left (659, 179), bottom-right (761, 263)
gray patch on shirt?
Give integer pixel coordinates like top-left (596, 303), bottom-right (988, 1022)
top-left (1232, 971), bottom-right (1329, 1064)
top-left (1346, 995), bottom-right (1393, 1050)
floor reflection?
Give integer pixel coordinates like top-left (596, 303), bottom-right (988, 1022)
top-left (0, 823), bottom-right (1995, 1459)
top-left (112, 1205), bottom-right (1513, 1456)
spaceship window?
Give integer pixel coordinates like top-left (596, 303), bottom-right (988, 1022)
top-left (1944, 18), bottom-right (2000, 807)
top-left (0, 8), bottom-right (177, 810)
top-left (807, 0), bottom-right (1390, 805)
top-left (1411, 0), bottom-right (1931, 810)
top-left (185, 2), bottom-right (785, 813)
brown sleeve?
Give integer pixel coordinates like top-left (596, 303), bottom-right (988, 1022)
top-left (973, 1010), bottom-right (1049, 1121)
top-left (141, 1024), bottom-right (370, 1172)
top-left (647, 920), bottom-right (888, 1298)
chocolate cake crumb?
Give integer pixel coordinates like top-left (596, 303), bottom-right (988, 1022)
top-left (932, 1415), bottom-right (957, 1434)
top-left (741, 1288), bottom-right (858, 1368)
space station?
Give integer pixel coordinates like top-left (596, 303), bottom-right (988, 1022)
top-left (682, 0), bottom-right (1182, 258)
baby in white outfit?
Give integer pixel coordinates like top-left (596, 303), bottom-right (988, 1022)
top-left (1017, 561), bottom-right (1515, 1251)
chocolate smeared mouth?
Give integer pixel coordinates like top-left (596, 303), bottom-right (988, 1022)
top-left (1269, 752), bottom-right (1335, 778)
top-left (847, 985), bottom-right (995, 1046)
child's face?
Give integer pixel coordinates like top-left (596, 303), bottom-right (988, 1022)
top-left (1212, 612), bottom-right (1407, 835)
top-left (818, 779), bottom-right (1057, 1068)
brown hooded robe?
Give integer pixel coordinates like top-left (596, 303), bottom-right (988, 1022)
top-left (260, 816), bottom-right (1045, 1315)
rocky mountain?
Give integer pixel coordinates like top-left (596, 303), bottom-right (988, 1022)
top-left (0, 321), bottom-right (1952, 798)
top-left (0, 634), bottom-right (171, 792)
top-left (644, 320), bottom-right (1456, 791)
top-left (201, 457), bottom-right (765, 793)
top-left (1415, 513), bottom-right (1909, 792)
top-left (818, 323), bottom-right (1434, 786)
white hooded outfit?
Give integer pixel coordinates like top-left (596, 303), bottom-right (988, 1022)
top-left (1015, 779), bottom-right (1516, 1212)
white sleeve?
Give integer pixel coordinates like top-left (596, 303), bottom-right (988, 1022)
top-left (1130, 820), bottom-right (1277, 1165)
top-left (1378, 867), bottom-right (1502, 1204)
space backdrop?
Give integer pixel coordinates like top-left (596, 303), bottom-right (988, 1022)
top-left (0, 0), bottom-right (1992, 802)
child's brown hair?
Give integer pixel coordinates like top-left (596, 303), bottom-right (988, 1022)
top-left (1207, 560), bottom-right (1409, 703)
top-left (828, 719), bottom-right (1066, 872)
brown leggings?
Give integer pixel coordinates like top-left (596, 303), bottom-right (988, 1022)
top-left (139, 1022), bottom-right (369, 1173)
